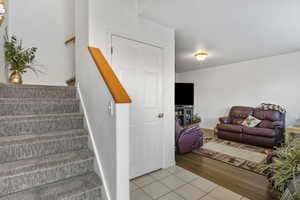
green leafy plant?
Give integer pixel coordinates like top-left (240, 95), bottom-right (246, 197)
top-left (264, 137), bottom-right (300, 197)
top-left (295, 190), bottom-right (300, 199)
top-left (4, 31), bottom-right (40, 74)
top-left (192, 113), bottom-right (202, 124)
top-left (292, 179), bottom-right (300, 199)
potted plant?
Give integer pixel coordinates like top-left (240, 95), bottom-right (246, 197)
top-left (192, 113), bottom-right (202, 125)
top-left (264, 137), bottom-right (300, 200)
top-left (4, 32), bottom-right (39, 84)
top-left (282, 175), bottom-right (300, 200)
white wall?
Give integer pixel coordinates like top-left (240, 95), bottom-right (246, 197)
top-left (75, 1), bottom-right (131, 200)
top-left (177, 51), bottom-right (300, 129)
top-left (75, 2), bottom-right (118, 200)
top-left (8, 0), bottom-right (75, 85)
top-left (89, 0), bottom-right (175, 170)
top-left (0, 0), bottom-right (8, 82)
top-left (75, 0), bottom-right (175, 200)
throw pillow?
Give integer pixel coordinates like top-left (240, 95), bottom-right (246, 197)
top-left (242, 115), bottom-right (262, 127)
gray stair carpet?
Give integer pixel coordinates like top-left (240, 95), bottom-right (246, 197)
top-left (0, 84), bottom-right (102, 200)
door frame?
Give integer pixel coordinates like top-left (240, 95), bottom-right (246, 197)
top-left (109, 32), bottom-right (168, 173)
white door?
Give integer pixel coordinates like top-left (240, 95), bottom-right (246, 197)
top-left (111, 35), bottom-right (163, 179)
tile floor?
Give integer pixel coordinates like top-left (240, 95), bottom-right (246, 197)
top-left (130, 165), bottom-right (250, 200)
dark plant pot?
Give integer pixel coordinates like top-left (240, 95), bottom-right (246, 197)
top-left (286, 174), bottom-right (300, 200)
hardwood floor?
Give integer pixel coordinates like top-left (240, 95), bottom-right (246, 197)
top-left (176, 153), bottom-right (279, 200)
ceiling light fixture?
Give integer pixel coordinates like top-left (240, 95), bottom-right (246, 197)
top-left (0, 0), bottom-right (5, 25)
top-left (195, 52), bottom-right (208, 61)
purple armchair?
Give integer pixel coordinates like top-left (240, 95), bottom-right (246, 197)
top-left (175, 120), bottom-right (203, 154)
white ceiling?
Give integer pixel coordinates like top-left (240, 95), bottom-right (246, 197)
top-left (138, 0), bottom-right (300, 72)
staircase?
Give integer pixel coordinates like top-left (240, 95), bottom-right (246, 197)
top-left (0, 84), bottom-right (102, 200)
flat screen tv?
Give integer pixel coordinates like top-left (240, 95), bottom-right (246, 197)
top-left (175, 83), bottom-right (194, 105)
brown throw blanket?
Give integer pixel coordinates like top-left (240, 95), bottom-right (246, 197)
top-left (257, 103), bottom-right (286, 114)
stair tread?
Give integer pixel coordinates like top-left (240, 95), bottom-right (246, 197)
top-left (0, 129), bottom-right (87, 145)
top-left (0, 84), bottom-right (102, 199)
top-left (0, 83), bottom-right (76, 89)
top-left (0, 99), bottom-right (80, 116)
top-left (0, 112), bottom-right (83, 120)
top-left (0, 149), bottom-right (93, 178)
top-left (0, 113), bottom-right (84, 137)
top-left (0, 84), bottom-right (77, 99)
top-left (0, 172), bottom-right (102, 200)
top-left (0, 98), bottom-right (79, 103)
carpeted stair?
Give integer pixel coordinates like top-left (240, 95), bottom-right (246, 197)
top-left (0, 84), bottom-right (102, 200)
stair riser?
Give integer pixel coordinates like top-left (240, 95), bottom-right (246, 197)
top-left (0, 159), bottom-right (94, 197)
top-left (0, 102), bottom-right (80, 116)
top-left (0, 137), bottom-right (88, 163)
top-left (0, 172), bottom-right (102, 200)
top-left (0, 116), bottom-right (83, 137)
top-left (0, 87), bottom-right (77, 99)
top-left (63, 188), bottom-right (102, 200)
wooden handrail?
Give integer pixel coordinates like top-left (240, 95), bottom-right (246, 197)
top-left (88, 46), bottom-right (132, 104)
top-left (65, 36), bottom-right (75, 45)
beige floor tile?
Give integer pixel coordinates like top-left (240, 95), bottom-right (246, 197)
top-left (175, 184), bottom-right (206, 200)
top-left (158, 192), bottom-right (185, 200)
top-left (142, 181), bottom-right (171, 199)
top-left (131, 189), bottom-right (152, 200)
top-left (150, 169), bottom-right (171, 180)
top-left (208, 187), bottom-right (241, 200)
top-left (175, 169), bottom-right (199, 182)
top-left (133, 174), bottom-right (156, 187)
top-left (199, 195), bottom-right (217, 200)
top-left (166, 165), bottom-right (185, 174)
top-left (190, 177), bottom-right (218, 192)
top-left (160, 174), bottom-right (186, 190)
top-left (241, 197), bottom-right (250, 200)
top-left (130, 182), bottom-right (139, 192)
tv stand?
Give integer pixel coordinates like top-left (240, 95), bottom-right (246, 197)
top-left (175, 105), bottom-right (194, 126)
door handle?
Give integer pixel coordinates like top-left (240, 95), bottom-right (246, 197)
top-left (158, 113), bottom-right (164, 118)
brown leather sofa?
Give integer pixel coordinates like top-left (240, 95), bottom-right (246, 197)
top-left (216, 106), bottom-right (285, 148)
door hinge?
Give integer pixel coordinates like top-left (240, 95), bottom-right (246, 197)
top-left (111, 46), bottom-right (114, 55)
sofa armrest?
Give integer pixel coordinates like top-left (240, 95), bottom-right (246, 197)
top-left (272, 121), bottom-right (284, 128)
top-left (219, 117), bottom-right (232, 124)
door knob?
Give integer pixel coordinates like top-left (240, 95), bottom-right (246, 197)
top-left (158, 113), bottom-right (164, 118)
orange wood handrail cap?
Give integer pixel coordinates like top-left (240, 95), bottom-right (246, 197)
top-left (88, 46), bottom-right (132, 104)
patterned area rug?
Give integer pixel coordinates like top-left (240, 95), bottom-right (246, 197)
top-left (193, 137), bottom-right (272, 176)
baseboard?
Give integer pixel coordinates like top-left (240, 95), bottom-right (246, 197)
top-left (76, 82), bottom-right (110, 200)
top-left (165, 161), bottom-right (176, 169)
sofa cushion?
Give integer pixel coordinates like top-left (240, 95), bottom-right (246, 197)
top-left (182, 126), bottom-right (201, 135)
top-left (232, 119), bottom-right (244, 125)
top-left (258, 120), bottom-right (274, 129)
top-left (218, 130), bottom-right (242, 143)
top-left (253, 109), bottom-right (281, 121)
top-left (242, 115), bottom-right (261, 127)
top-left (217, 124), bottom-right (243, 133)
top-left (219, 117), bottom-right (232, 124)
top-left (242, 134), bottom-right (277, 148)
top-left (175, 120), bottom-right (183, 142)
top-left (229, 106), bottom-right (254, 119)
top-left (243, 127), bottom-right (278, 138)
